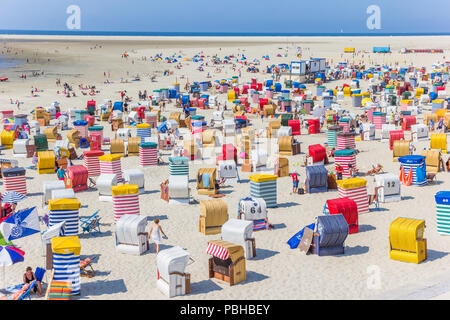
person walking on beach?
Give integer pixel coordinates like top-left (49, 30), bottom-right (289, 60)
top-left (148, 218), bottom-right (167, 254)
top-left (289, 170), bottom-right (300, 194)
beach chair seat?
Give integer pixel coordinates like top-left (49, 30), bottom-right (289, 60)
top-left (80, 256), bottom-right (98, 278)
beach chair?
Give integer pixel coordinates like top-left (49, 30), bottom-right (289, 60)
top-left (81, 216), bottom-right (101, 236)
top-left (0, 281), bottom-right (37, 300)
top-left (80, 210), bottom-right (99, 226)
top-left (88, 177), bottom-right (97, 188)
top-left (80, 256), bottom-right (98, 278)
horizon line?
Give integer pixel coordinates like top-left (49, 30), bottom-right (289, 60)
top-left (1, 30), bottom-right (450, 37)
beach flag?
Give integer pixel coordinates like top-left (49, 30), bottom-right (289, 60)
top-left (0, 207), bottom-right (40, 241)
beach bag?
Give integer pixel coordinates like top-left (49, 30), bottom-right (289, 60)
top-left (298, 188), bottom-right (304, 194)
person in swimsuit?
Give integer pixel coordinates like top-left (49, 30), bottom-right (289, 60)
top-left (23, 267), bottom-right (43, 296)
top-left (148, 219), bottom-right (167, 254)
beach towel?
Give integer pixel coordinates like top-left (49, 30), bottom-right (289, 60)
top-left (287, 223), bottom-right (315, 249)
top-left (203, 173), bottom-right (210, 188)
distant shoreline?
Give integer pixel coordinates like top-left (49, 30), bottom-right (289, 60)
top-left (1, 30), bottom-right (450, 37)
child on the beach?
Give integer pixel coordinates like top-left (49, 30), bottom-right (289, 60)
top-left (289, 170), bottom-right (300, 194)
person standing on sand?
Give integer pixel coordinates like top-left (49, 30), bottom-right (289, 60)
top-left (148, 219), bottom-right (167, 254)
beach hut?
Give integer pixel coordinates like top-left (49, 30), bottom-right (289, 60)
top-left (97, 174), bottom-right (118, 202)
top-left (111, 184), bottom-right (140, 222)
top-left (398, 155), bottom-right (427, 186)
top-left (51, 236), bottom-right (81, 295)
top-left (326, 198), bottom-right (358, 234)
top-left (48, 198), bottom-right (81, 236)
top-left (1, 130), bottom-right (14, 149)
top-left (430, 133), bottom-right (447, 154)
top-left (375, 173), bottom-right (401, 203)
top-left (327, 126), bottom-right (342, 148)
top-left (88, 126), bottom-right (104, 147)
top-left (144, 112), bottom-right (158, 128)
top-left (267, 120), bottom-right (281, 138)
top-left (361, 123), bottom-right (375, 141)
top-left (207, 240), bottom-right (246, 286)
top-left (435, 191), bottom-right (450, 236)
top-left (288, 120), bottom-right (301, 136)
top-left (43, 180), bottom-right (66, 205)
top-left (197, 168), bottom-right (218, 195)
top-left (309, 215), bottom-right (348, 256)
top-left (13, 139), bottom-right (29, 158)
top-left (115, 214), bottom-right (149, 255)
top-left (44, 126), bottom-right (59, 143)
top-left (238, 197), bottom-right (268, 231)
top-left (156, 246), bottom-right (191, 298)
top-left (139, 142), bottom-right (158, 166)
top-left (373, 112), bottom-right (386, 130)
top-left (126, 137), bottom-right (141, 157)
top-left (249, 174), bottom-right (277, 208)
top-left (277, 126), bottom-right (292, 137)
top-left (64, 165), bottom-right (88, 192)
top-left (136, 123), bottom-right (151, 141)
top-left (168, 175), bottom-right (189, 205)
top-left (51, 188), bottom-right (76, 201)
top-left (183, 139), bottom-right (200, 160)
top-left (73, 120), bottom-right (88, 138)
top-left (83, 150), bottom-right (104, 176)
top-left (202, 130), bottom-right (218, 148)
top-left (278, 136), bottom-right (300, 156)
top-left (393, 140), bottom-right (410, 161)
top-left (389, 130), bottom-right (405, 150)
top-left (308, 144), bottom-right (327, 166)
top-left (381, 124), bottom-right (396, 141)
top-left (337, 132), bottom-right (356, 150)
top-left (2, 167), bottom-right (27, 195)
top-left (421, 149), bottom-right (443, 174)
top-left (37, 151), bottom-right (56, 174)
top-left (307, 119), bottom-right (320, 134)
top-left (123, 169), bottom-right (145, 193)
top-left (411, 124), bottom-right (428, 141)
top-left (199, 199), bottom-right (229, 235)
top-left (99, 154), bottom-right (123, 182)
top-left (305, 165), bottom-right (328, 193)
top-left (337, 178), bottom-right (369, 214)
top-left (389, 217), bottom-right (427, 263)
top-left (402, 115), bottom-right (416, 131)
top-left (218, 160), bottom-right (238, 182)
top-left (66, 129), bottom-right (80, 148)
top-left (223, 119), bottom-right (236, 137)
top-left (221, 219), bottom-right (255, 259)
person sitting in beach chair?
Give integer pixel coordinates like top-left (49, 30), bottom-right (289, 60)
top-left (366, 163), bottom-right (383, 176)
top-left (80, 256), bottom-right (98, 278)
top-left (23, 266), bottom-right (43, 296)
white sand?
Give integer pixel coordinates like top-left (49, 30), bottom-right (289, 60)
top-left (0, 35), bottom-right (449, 300)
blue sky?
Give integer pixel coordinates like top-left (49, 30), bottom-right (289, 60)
top-left (0, 0), bottom-right (449, 33)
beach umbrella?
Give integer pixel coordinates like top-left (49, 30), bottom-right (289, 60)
top-left (0, 246), bottom-right (24, 267)
top-left (1, 191), bottom-right (26, 204)
top-left (0, 246), bottom-right (25, 287)
top-left (1, 118), bottom-right (14, 125)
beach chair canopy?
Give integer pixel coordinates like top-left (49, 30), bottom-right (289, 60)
top-left (206, 240), bottom-right (243, 262)
top-left (221, 219), bottom-right (253, 244)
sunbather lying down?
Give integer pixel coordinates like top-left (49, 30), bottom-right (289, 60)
top-left (366, 164), bottom-right (383, 176)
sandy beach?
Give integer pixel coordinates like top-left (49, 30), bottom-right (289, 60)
top-left (0, 35), bottom-right (449, 300)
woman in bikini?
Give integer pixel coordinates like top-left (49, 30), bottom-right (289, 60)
top-left (23, 267), bottom-right (43, 296)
